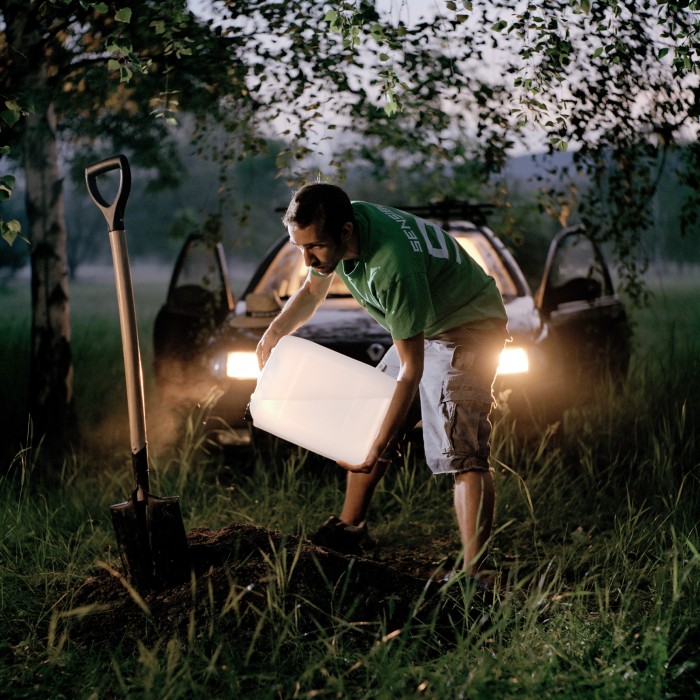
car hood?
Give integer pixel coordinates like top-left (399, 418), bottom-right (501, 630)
top-left (296, 299), bottom-right (391, 344)
top-left (213, 297), bottom-right (390, 347)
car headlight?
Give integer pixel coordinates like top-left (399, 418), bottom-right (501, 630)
top-left (226, 351), bottom-right (260, 380)
top-left (497, 346), bottom-right (529, 375)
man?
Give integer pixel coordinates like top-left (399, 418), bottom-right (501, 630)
top-left (256, 183), bottom-right (508, 579)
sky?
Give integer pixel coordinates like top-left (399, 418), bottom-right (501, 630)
top-left (375, 0), bottom-right (442, 23)
top-left (189, 0), bottom-right (443, 23)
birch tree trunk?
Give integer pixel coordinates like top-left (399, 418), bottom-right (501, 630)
top-left (0, 2), bottom-right (77, 457)
top-left (24, 85), bottom-right (76, 450)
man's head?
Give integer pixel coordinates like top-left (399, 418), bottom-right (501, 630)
top-left (283, 183), bottom-right (357, 275)
top-left (283, 183), bottom-right (354, 243)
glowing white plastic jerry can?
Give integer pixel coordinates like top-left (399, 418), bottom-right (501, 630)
top-left (249, 335), bottom-right (396, 465)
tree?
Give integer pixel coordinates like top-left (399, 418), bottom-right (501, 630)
top-left (493, 0), bottom-right (700, 301)
top-left (0, 1), bottom-right (245, 449)
top-left (333, 1), bottom-right (700, 300)
top-left (1, 0), bottom-right (699, 451)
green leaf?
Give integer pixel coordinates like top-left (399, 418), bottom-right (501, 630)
top-left (94, 2), bottom-right (109, 12)
top-left (370, 24), bottom-right (384, 39)
top-left (492, 20), bottom-right (508, 32)
top-left (0, 175), bottom-right (16, 197)
top-left (107, 59), bottom-right (121, 71)
top-left (592, 46), bottom-right (604, 58)
top-left (1, 109), bottom-right (20, 127)
top-left (384, 95), bottom-right (400, 117)
top-left (1, 220), bottom-right (22, 246)
top-left (115, 7), bottom-right (132, 23)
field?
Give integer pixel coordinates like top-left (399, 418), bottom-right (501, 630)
top-left (0, 268), bottom-right (698, 698)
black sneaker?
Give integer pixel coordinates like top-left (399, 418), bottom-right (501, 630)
top-left (310, 516), bottom-right (375, 556)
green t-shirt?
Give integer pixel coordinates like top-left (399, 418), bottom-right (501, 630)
top-left (334, 202), bottom-right (507, 340)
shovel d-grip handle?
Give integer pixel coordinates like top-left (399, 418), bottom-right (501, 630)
top-left (85, 154), bottom-right (131, 232)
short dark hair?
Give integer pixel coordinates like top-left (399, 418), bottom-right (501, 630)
top-left (282, 183), bottom-right (354, 243)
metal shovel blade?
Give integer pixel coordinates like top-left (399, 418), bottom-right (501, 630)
top-left (110, 488), bottom-right (190, 592)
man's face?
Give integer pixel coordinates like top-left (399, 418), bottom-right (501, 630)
top-left (288, 222), bottom-right (348, 276)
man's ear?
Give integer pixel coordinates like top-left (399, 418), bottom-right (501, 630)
top-left (341, 221), bottom-right (353, 241)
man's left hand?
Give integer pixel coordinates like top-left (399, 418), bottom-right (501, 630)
top-left (336, 455), bottom-right (391, 474)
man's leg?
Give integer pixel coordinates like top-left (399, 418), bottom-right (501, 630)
top-left (453, 469), bottom-right (495, 576)
top-left (311, 462), bottom-right (388, 554)
top-left (338, 342), bottom-right (419, 527)
top-left (339, 462), bottom-right (389, 525)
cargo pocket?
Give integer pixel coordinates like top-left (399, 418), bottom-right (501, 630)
top-left (439, 375), bottom-right (494, 464)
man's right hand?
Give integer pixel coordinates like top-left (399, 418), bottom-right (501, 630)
top-left (255, 265), bottom-right (334, 369)
top-left (256, 328), bottom-right (282, 369)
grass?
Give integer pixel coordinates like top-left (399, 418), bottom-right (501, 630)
top-left (0, 270), bottom-right (699, 698)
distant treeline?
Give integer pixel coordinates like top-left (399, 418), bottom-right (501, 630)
top-left (1, 139), bottom-right (698, 285)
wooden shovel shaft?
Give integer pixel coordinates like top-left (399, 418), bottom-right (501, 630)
top-left (109, 228), bottom-right (149, 494)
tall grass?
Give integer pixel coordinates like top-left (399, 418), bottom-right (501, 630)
top-left (0, 272), bottom-right (698, 698)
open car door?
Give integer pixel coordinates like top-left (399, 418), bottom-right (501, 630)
top-left (536, 225), bottom-right (631, 383)
top-left (154, 233), bottom-right (234, 388)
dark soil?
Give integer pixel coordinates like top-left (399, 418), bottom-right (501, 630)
top-left (69, 523), bottom-right (489, 650)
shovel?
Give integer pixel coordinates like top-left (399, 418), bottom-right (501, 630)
top-left (86, 154), bottom-right (190, 592)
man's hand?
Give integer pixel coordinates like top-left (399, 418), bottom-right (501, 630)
top-left (256, 328), bottom-right (281, 369)
top-left (336, 455), bottom-right (384, 474)
top-left (337, 456), bottom-right (393, 474)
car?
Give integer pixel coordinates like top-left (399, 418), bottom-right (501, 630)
top-left (153, 200), bottom-right (631, 447)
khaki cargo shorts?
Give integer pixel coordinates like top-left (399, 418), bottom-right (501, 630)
top-left (377, 324), bottom-right (507, 475)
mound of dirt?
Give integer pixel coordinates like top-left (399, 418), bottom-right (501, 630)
top-left (69, 523), bottom-right (489, 649)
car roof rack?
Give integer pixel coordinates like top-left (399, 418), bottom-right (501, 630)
top-left (391, 199), bottom-right (495, 227)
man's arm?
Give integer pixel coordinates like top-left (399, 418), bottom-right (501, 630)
top-left (256, 270), bottom-right (334, 367)
top-left (337, 332), bottom-right (424, 473)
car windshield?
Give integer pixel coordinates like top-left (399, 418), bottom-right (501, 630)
top-left (253, 230), bottom-right (520, 301)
